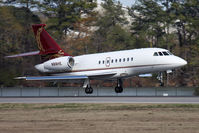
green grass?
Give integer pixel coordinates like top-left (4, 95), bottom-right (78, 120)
top-left (0, 103), bottom-right (199, 111)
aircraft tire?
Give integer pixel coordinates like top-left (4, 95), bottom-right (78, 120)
top-left (160, 82), bottom-right (164, 87)
top-left (119, 87), bottom-right (123, 93)
top-left (115, 86), bottom-right (123, 93)
top-left (115, 86), bottom-right (119, 93)
top-left (85, 86), bottom-right (93, 94)
top-left (89, 87), bottom-right (93, 94)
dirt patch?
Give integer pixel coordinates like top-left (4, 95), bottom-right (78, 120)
top-left (0, 104), bottom-right (199, 133)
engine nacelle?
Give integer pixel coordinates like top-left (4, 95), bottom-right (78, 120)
top-left (35, 56), bottom-right (74, 73)
top-left (43, 56), bottom-right (74, 72)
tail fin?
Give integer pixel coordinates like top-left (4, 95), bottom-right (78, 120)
top-left (32, 24), bottom-right (69, 61)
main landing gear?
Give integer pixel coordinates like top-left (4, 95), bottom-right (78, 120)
top-left (83, 78), bottom-right (124, 94)
top-left (85, 85), bottom-right (93, 94)
top-left (115, 79), bottom-right (123, 93)
top-left (83, 79), bottom-right (93, 94)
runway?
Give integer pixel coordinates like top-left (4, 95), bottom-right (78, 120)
top-left (0, 97), bottom-right (199, 103)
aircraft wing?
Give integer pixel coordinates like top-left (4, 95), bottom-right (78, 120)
top-left (15, 72), bottom-right (116, 81)
top-left (15, 75), bottom-right (88, 81)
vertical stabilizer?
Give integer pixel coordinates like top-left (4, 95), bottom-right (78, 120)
top-left (32, 24), bottom-right (69, 61)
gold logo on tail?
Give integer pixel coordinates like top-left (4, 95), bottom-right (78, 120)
top-left (36, 27), bottom-right (45, 52)
top-left (49, 50), bottom-right (65, 59)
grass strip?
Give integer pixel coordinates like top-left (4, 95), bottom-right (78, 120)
top-left (0, 103), bottom-right (199, 111)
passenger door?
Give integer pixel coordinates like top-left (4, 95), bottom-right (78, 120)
top-left (105, 57), bottom-right (111, 67)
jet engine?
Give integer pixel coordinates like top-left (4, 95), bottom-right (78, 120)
top-left (35, 56), bottom-right (74, 72)
top-left (43, 56), bottom-right (74, 72)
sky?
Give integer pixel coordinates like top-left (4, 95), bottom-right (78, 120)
top-left (119, 0), bottom-right (136, 6)
top-left (98, 0), bottom-right (136, 7)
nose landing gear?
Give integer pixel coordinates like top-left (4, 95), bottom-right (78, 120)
top-left (157, 72), bottom-right (164, 86)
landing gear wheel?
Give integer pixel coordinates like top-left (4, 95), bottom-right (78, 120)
top-left (160, 82), bottom-right (164, 87)
top-left (115, 86), bottom-right (119, 93)
top-left (85, 86), bottom-right (93, 94)
top-left (115, 86), bottom-right (123, 93)
top-left (89, 87), bottom-right (93, 94)
top-left (119, 87), bottom-right (123, 93)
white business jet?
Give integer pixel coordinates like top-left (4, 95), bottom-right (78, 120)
top-left (6, 24), bottom-right (187, 94)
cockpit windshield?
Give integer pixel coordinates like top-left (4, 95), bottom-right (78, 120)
top-left (158, 52), bottom-right (163, 56)
top-left (153, 52), bottom-right (158, 56)
top-left (153, 51), bottom-right (173, 56)
top-left (163, 51), bottom-right (169, 56)
top-left (167, 51), bottom-right (173, 55)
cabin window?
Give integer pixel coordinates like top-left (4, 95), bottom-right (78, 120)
top-left (127, 58), bottom-right (129, 61)
top-left (115, 59), bottom-right (117, 63)
top-left (163, 51), bottom-right (169, 56)
top-left (103, 60), bottom-right (105, 64)
top-left (123, 58), bottom-right (125, 62)
top-left (158, 52), bottom-right (163, 56)
top-left (131, 57), bottom-right (133, 61)
top-left (111, 59), bottom-right (114, 63)
top-left (99, 61), bottom-right (101, 64)
top-left (153, 52), bottom-right (158, 56)
top-left (119, 59), bottom-right (121, 62)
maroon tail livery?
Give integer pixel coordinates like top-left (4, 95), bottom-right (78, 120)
top-left (32, 24), bottom-right (69, 61)
top-left (5, 24), bottom-right (69, 60)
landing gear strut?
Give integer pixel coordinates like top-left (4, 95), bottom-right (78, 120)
top-left (115, 79), bottom-right (123, 93)
top-left (83, 79), bottom-right (93, 94)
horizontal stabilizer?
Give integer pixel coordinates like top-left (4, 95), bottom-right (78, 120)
top-left (5, 51), bottom-right (40, 58)
top-left (15, 75), bottom-right (88, 81)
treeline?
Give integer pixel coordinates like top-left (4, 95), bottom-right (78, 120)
top-left (0, 0), bottom-right (198, 87)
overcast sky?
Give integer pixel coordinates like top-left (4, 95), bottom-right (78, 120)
top-left (98, 0), bottom-right (136, 7)
top-left (119, 0), bottom-right (135, 6)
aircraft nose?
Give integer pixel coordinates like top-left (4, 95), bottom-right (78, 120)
top-left (177, 57), bottom-right (187, 67)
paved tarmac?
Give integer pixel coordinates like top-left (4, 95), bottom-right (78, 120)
top-left (0, 97), bottom-right (199, 103)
